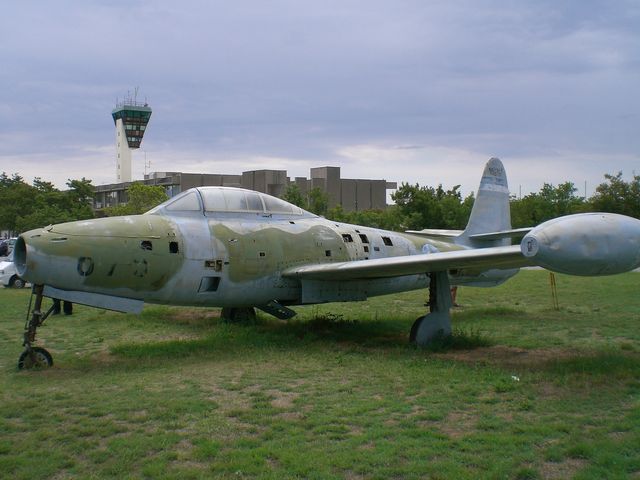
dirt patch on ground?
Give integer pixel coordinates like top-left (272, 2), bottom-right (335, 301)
top-left (207, 385), bottom-right (252, 411)
top-left (169, 309), bottom-right (221, 323)
top-left (276, 411), bottom-right (305, 421)
top-left (432, 345), bottom-right (578, 369)
top-left (87, 350), bottom-right (118, 365)
top-left (358, 441), bottom-right (376, 451)
top-left (266, 389), bottom-right (300, 409)
top-left (344, 471), bottom-right (365, 480)
top-left (437, 410), bottom-right (478, 439)
top-left (540, 458), bottom-right (587, 479)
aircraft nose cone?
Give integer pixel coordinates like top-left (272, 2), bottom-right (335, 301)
top-left (15, 226), bottom-right (66, 285)
top-left (16, 215), bottom-right (184, 293)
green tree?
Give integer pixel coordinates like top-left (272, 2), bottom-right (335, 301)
top-left (392, 183), bottom-right (473, 230)
top-left (67, 178), bottom-right (95, 205)
top-left (15, 205), bottom-right (77, 232)
top-left (104, 183), bottom-right (169, 216)
top-left (64, 178), bottom-right (95, 221)
top-left (0, 174), bottom-right (34, 234)
top-left (281, 183), bottom-right (307, 209)
top-left (589, 172), bottom-right (640, 219)
top-left (0, 172), bottom-right (24, 188)
top-left (326, 204), bottom-right (404, 230)
top-left (326, 204), bottom-right (348, 222)
top-left (510, 182), bottom-right (586, 227)
top-left (33, 178), bottom-right (56, 193)
top-left (307, 187), bottom-right (329, 216)
top-left (0, 173), bottom-right (97, 233)
top-left (281, 184), bottom-right (329, 216)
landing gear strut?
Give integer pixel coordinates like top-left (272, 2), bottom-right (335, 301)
top-left (18, 284), bottom-right (55, 369)
top-left (410, 271), bottom-right (453, 346)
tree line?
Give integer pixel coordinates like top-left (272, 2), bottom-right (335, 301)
top-left (1, 170), bottom-right (638, 236)
top-left (0, 173), bottom-right (95, 236)
top-left (0, 174), bottom-right (167, 236)
top-left (284, 172), bottom-right (640, 230)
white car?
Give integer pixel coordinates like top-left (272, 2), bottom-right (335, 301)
top-left (0, 253), bottom-right (26, 288)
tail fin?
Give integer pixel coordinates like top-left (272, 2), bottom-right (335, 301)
top-left (460, 157), bottom-right (512, 246)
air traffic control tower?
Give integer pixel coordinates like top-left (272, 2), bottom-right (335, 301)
top-left (111, 97), bottom-right (152, 182)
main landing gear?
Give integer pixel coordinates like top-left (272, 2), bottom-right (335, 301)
top-left (410, 271), bottom-right (453, 347)
top-left (18, 284), bottom-right (55, 369)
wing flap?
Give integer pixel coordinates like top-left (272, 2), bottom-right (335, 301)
top-left (282, 245), bottom-right (533, 280)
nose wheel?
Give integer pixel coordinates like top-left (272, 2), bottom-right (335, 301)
top-left (18, 284), bottom-right (55, 370)
top-left (18, 346), bottom-right (53, 369)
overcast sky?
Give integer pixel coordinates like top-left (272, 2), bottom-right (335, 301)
top-left (1, 0), bottom-right (638, 198)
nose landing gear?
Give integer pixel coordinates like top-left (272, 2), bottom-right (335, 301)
top-left (18, 346), bottom-right (53, 369)
top-left (18, 284), bottom-right (55, 369)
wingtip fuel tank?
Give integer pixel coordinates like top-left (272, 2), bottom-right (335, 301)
top-left (521, 213), bottom-right (640, 276)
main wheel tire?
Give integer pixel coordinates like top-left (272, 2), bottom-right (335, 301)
top-left (18, 347), bottom-right (54, 369)
top-left (409, 311), bottom-right (452, 347)
top-left (409, 315), bottom-right (425, 343)
top-left (11, 276), bottom-right (25, 289)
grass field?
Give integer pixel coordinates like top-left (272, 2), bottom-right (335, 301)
top-left (1, 270), bottom-right (639, 479)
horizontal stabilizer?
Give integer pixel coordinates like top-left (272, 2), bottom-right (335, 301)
top-left (405, 229), bottom-right (463, 238)
top-left (469, 227), bottom-right (532, 241)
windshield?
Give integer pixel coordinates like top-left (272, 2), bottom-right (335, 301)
top-left (148, 186), bottom-right (314, 217)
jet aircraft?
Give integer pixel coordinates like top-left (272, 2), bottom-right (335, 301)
top-left (13, 158), bottom-right (640, 368)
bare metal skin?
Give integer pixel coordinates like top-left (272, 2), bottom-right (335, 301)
top-left (13, 158), bottom-right (640, 366)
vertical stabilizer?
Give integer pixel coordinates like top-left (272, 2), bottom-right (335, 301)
top-left (460, 158), bottom-right (512, 245)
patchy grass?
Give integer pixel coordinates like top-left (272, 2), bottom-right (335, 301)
top-left (0, 270), bottom-right (639, 479)
top-left (423, 327), bottom-right (493, 352)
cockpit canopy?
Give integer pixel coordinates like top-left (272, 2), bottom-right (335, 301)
top-left (147, 187), bottom-right (316, 217)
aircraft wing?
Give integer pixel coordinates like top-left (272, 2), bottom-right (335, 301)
top-left (282, 245), bottom-right (532, 281)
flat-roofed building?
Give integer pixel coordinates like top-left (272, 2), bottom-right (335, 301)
top-left (93, 166), bottom-right (396, 213)
top-left (241, 170), bottom-right (288, 198)
top-left (310, 167), bottom-right (342, 209)
top-left (94, 172), bottom-right (241, 210)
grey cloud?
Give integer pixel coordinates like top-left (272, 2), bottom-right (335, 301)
top-left (1, 0), bottom-right (638, 193)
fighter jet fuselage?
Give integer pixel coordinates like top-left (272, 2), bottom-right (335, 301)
top-left (12, 158), bottom-right (640, 368)
top-left (14, 203), bottom-right (465, 309)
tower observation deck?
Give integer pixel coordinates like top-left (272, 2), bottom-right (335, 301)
top-left (112, 96), bottom-right (152, 182)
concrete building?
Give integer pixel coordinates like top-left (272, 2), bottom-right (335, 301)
top-left (241, 170), bottom-right (288, 198)
top-left (94, 166), bottom-right (396, 213)
top-left (304, 167), bottom-right (394, 211)
top-left (310, 167), bottom-right (341, 209)
top-left (94, 172), bottom-right (241, 210)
